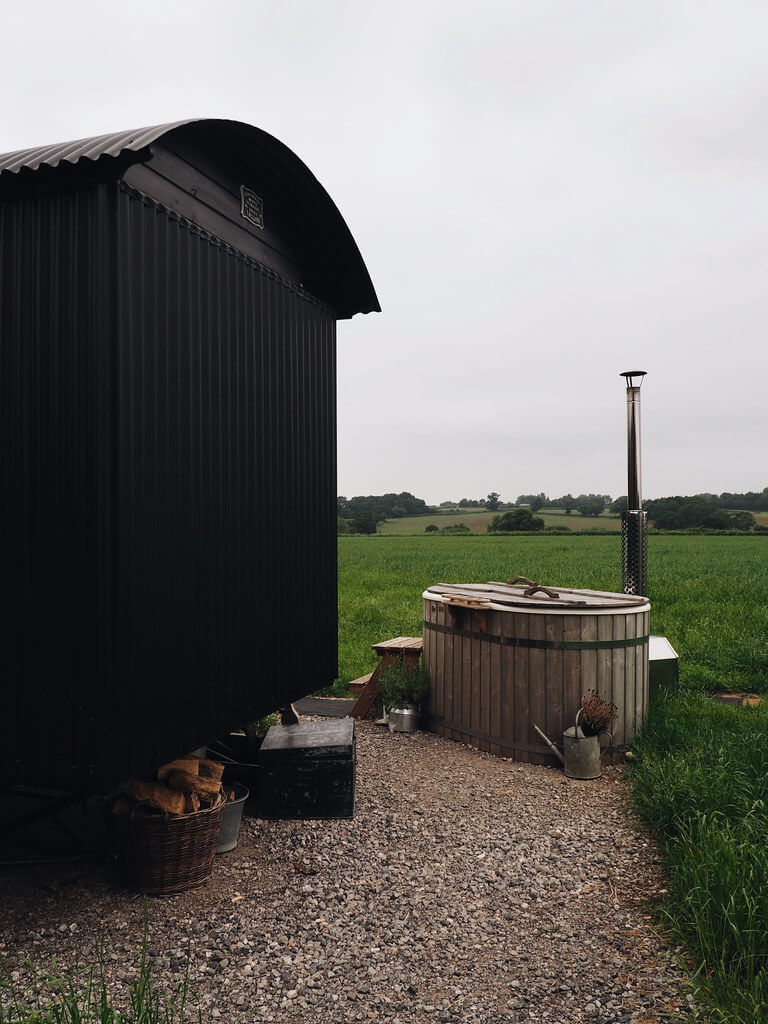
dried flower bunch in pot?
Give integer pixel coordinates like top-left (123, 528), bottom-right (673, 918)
top-left (577, 690), bottom-right (618, 737)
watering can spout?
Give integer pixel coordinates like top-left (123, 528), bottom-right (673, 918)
top-left (533, 723), bottom-right (564, 765)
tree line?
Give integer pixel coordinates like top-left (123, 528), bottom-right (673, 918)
top-left (337, 492), bottom-right (428, 534)
top-left (338, 486), bottom-right (767, 534)
top-left (643, 490), bottom-right (768, 531)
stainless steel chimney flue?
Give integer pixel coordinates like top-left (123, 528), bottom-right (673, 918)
top-left (620, 370), bottom-right (647, 596)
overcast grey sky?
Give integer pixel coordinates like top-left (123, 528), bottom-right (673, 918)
top-left (2, 1), bottom-right (765, 504)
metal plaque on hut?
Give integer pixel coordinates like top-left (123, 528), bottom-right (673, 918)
top-left (240, 186), bottom-right (264, 228)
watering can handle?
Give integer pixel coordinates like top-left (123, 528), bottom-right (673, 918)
top-left (507, 577), bottom-right (536, 587)
top-left (523, 585), bottom-right (559, 599)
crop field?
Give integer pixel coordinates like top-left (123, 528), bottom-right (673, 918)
top-left (378, 507), bottom-right (622, 534)
top-left (337, 534), bottom-right (768, 1022)
top-left (337, 533), bottom-right (768, 690)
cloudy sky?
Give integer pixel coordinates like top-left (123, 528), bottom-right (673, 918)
top-left (3, 1), bottom-right (765, 504)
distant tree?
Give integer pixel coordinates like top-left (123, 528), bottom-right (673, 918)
top-left (351, 510), bottom-right (378, 534)
top-left (441, 523), bottom-right (471, 535)
top-left (489, 508), bottom-right (545, 532)
top-left (516, 493), bottom-right (549, 510)
top-left (337, 516), bottom-right (351, 535)
top-left (439, 501), bottom-right (455, 508)
top-left (702, 510), bottom-right (732, 530)
top-left (338, 491), bottom-right (428, 523)
top-left (486, 491), bottom-right (500, 511)
top-left (610, 496), bottom-right (628, 515)
top-left (653, 511), bottom-right (684, 530)
top-left (678, 496), bottom-right (719, 527)
top-left (644, 487), bottom-right (768, 524)
top-left (576, 498), bottom-right (604, 517)
top-left (731, 511), bottom-right (756, 531)
top-left (425, 523), bottom-right (439, 533)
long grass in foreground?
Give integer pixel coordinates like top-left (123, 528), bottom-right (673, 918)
top-left (0, 924), bottom-right (201, 1024)
top-left (628, 695), bottom-right (768, 1022)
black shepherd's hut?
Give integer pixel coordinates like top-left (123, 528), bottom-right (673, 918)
top-left (0, 119), bottom-right (379, 793)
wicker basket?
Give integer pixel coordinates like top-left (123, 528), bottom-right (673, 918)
top-left (114, 797), bottom-right (224, 895)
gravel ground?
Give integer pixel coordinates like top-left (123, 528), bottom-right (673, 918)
top-left (0, 721), bottom-right (691, 1023)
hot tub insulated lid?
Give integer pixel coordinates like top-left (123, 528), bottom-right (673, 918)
top-left (423, 581), bottom-right (650, 613)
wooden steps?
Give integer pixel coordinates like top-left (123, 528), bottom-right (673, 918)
top-left (348, 636), bottom-right (424, 720)
top-left (348, 672), bottom-right (373, 695)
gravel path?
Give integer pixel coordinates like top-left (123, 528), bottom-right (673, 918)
top-left (0, 721), bottom-right (690, 1023)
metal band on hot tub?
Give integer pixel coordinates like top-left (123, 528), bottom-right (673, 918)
top-left (423, 619), bottom-right (649, 651)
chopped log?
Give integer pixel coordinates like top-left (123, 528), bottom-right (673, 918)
top-left (196, 758), bottom-right (225, 782)
top-left (112, 796), bottom-right (132, 817)
top-left (157, 757), bottom-right (200, 781)
top-left (126, 780), bottom-right (186, 815)
top-left (166, 769), bottom-right (221, 799)
top-left (184, 793), bottom-right (201, 814)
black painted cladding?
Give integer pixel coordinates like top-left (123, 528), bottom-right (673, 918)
top-left (1, 184), bottom-right (113, 791)
top-left (1, 178), bottom-right (340, 792)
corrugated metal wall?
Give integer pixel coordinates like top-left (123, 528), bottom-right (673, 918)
top-left (108, 188), bottom-right (338, 784)
top-left (1, 183), bottom-right (338, 791)
top-left (1, 183), bottom-right (114, 790)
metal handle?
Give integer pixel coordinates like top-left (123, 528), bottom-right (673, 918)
top-left (507, 576), bottom-right (536, 587)
top-left (523, 585), bottom-right (559, 599)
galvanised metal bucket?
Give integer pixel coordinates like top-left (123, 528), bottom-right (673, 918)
top-left (387, 705), bottom-right (419, 733)
top-left (216, 783), bottom-right (249, 853)
top-left (562, 727), bottom-right (601, 779)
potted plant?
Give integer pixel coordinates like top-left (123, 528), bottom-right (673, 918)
top-left (577, 690), bottom-right (618, 737)
top-left (377, 663), bottom-right (430, 733)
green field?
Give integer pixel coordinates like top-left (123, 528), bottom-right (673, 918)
top-left (337, 533), bottom-right (768, 690)
top-left (337, 534), bottom-right (768, 1022)
top-left (378, 507), bottom-right (622, 534)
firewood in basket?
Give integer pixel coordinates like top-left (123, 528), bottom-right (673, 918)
top-left (165, 769), bottom-right (221, 799)
top-left (157, 757), bottom-right (200, 781)
top-left (196, 758), bottom-right (225, 782)
top-left (126, 780), bottom-right (186, 815)
top-left (112, 796), bottom-right (132, 816)
top-left (184, 793), bottom-right (201, 814)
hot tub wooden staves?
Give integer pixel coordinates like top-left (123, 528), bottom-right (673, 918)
top-left (422, 581), bottom-right (650, 764)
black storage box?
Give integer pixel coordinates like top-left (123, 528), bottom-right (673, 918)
top-left (258, 719), bottom-right (356, 819)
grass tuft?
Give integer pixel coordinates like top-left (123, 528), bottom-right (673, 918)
top-left (628, 694), bottom-right (768, 1021)
top-left (0, 914), bottom-right (202, 1024)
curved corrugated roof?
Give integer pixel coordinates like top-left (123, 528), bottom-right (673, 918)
top-left (0, 121), bottom-right (194, 175)
top-left (0, 119), bottom-right (380, 318)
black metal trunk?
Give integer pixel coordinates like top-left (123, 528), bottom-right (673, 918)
top-left (258, 720), bottom-right (356, 819)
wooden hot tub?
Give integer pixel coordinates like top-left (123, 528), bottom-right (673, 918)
top-left (422, 580), bottom-right (650, 764)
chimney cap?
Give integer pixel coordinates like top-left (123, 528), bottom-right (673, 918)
top-left (620, 369), bottom-right (647, 387)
